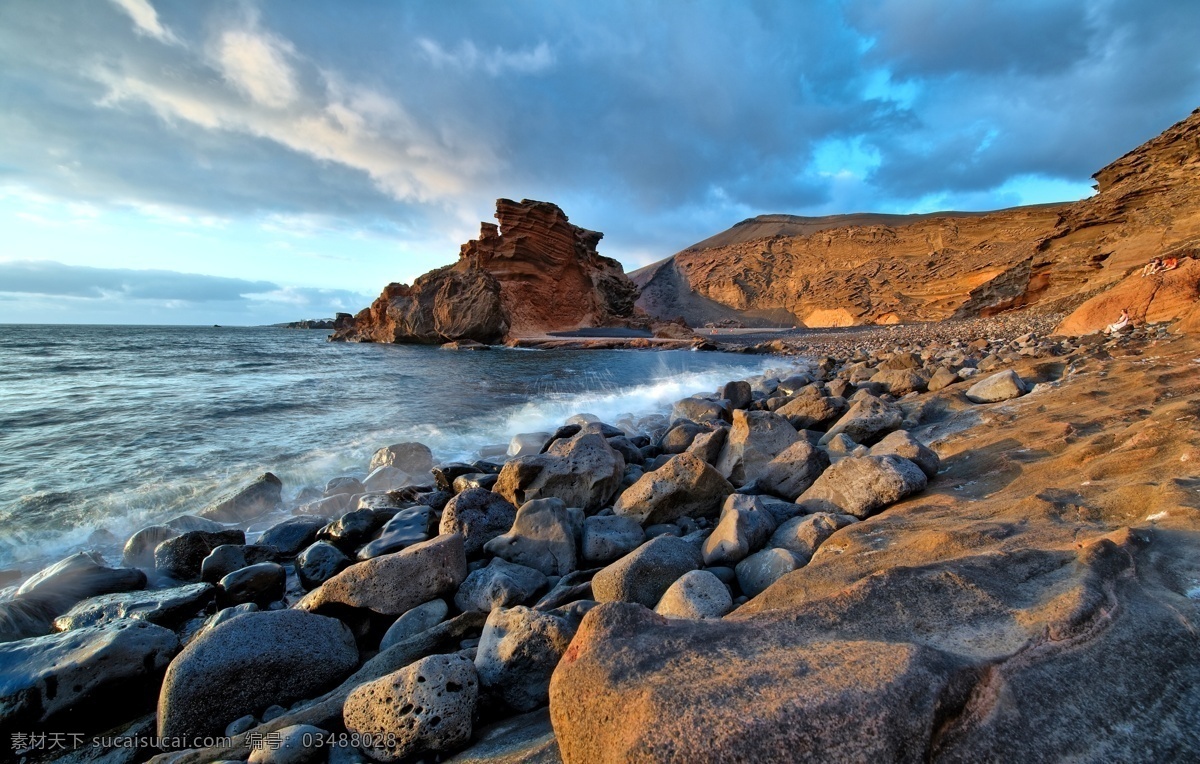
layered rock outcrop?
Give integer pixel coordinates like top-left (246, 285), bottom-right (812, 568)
top-left (634, 108), bottom-right (1200, 328)
top-left (332, 199), bottom-right (643, 344)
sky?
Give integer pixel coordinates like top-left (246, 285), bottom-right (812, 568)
top-left (1, 0), bottom-right (1198, 325)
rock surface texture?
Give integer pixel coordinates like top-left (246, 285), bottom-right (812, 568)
top-left (332, 199), bottom-right (644, 344)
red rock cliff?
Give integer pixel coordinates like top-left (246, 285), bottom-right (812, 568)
top-left (332, 199), bottom-right (642, 344)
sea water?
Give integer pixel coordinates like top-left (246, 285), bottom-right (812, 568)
top-left (0, 325), bottom-right (795, 570)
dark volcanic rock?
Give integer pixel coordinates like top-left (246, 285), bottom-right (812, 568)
top-left (154, 530), bottom-right (246, 582)
top-left (52, 583), bottom-right (215, 631)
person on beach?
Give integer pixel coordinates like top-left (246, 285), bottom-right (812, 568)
top-left (1141, 258), bottom-right (1163, 277)
top-left (1162, 256), bottom-right (1179, 271)
top-left (1105, 309), bottom-right (1130, 334)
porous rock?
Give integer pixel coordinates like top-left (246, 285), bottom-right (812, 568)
top-left (484, 498), bottom-right (577, 577)
top-left (494, 433), bottom-right (625, 513)
top-left (797, 455), bottom-right (928, 519)
top-left (591, 536), bottom-right (702, 607)
top-left (613, 453), bottom-right (733, 525)
top-left (440, 488), bottom-right (519, 557)
top-left (475, 605), bottom-right (579, 712)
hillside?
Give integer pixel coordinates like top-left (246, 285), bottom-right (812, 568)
top-left (634, 108), bottom-right (1200, 328)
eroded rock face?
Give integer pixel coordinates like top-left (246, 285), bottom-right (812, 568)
top-left (714, 410), bottom-right (801, 486)
top-left (333, 199), bottom-right (644, 344)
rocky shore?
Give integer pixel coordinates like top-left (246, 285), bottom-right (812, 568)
top-left (2, 317), bottom-right (1198, 763)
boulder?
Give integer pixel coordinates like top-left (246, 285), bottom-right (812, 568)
top-left (475, 605), bottom-right (579, 712)
top-left (671, 397), bottom-right (731, 424)
top-left (775, 394), bottom-right (846, 431)
top-left (659, 421), bottom-right (709, 454)
top-left (247, 724), bottom-right (327, 764)
top-left (926, 366), bottom-right (959, 392)
top-left (965, 370), bottom-right (1028, 403)
top-left (363, 465), bottom-right (414, 493)
top-left (509, 432), bottom-right (552, 457)
top-left (325, 476), bottom-right (365, 498)
top-left (358, 505), bottom-right (434, 560)
top-left (581, 515), bottom-right (646, 565)
top-left (258, 516), bottom-right (328, 557)
top-left (0, 620), bottom-right (178, 729)
top-left (735, 548), bottom-right (802, 597)
top-left (217, 562), bottom-right (286, 608)
top-left (768, 512), bottom-right (857, 564)
top-left (591, 536), bottom-right (702, 607)
top-left (343, 653), bottom-right (478, 762)
top-left (494, 433), bottom-right (625, 513)
top-left (295, 541), bottom-right (350, 591)
top-left (199, 473), bottom-right (282, 523)
top-left (155, 530), bottom-right (246, 582)
top-left (122, 525), bottom-right (180, 568)
top-left (714, 410), bottom-right (801, 486)
top-left (819, 394), bottom-right (904, 446)
top-left (52, 583), bottom-right (214, 631)
top-left (701, 497), bottom-right (778, 566)
top-left (158, 609), bottom-right (358, 739)
top-left (297, 534), bottom-right (468, 617)
top-left (719, 380), bottom-right (753, 410)
top-left (452, 473), bottom-right (500, 494)
top-left (455, 558), bottom-right (548, 613)
top-left (440, 488), bottom-right (519, 557)
top-left (684, 427), bottom-right (728, 465)
top-left (200, 543), bottom-right (276, 583)
top-left (757, 439), bottom-right (831, 501)
top-left (17, 551), bottom-right (146, 614)
top-left (370, 442), bottom-right (435, 476)
top-left (379, 599), bottom-right (449, 651)
top-left (484, 498), bottom-right (577, 577)
top-left (797, 455), bottom-right (928, 519)
top-left (869, 369), bottom-right (927, 396)
top-left (869, 430), bottom-right (941, 479)
top-left (320, 508), bottom-right (388, 550)
top-left (653, 570), bottom-right (733, 619)
top-left (613, 453), bottom-right (733, 525)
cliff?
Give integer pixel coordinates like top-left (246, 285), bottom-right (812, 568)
top-left (634, 108), bottom-right (1200, 328)
top-left (332, 199), bottom-right (643, 344)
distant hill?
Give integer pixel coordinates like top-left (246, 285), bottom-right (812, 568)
top-left (274, 318), bottom-right (336, 329)
top-left (633, 108), bottom-right (1200, 328)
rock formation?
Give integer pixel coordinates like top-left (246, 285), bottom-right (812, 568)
top-left (331, 199), bottom-right (643, 344)
top-left (635, 108), bottom-right (1200, 328)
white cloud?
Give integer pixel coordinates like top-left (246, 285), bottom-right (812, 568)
top-left (216, 29), bottom-right (299, 109)
top-left (417, 38), bottom-right (555, 76)
top-left (108, 0), bottom-right (179, 45)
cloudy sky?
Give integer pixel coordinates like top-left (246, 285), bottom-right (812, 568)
top-left (1, 0), bottom-right (1197, 325)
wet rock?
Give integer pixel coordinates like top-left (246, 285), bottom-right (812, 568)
top-left (17, 551), bottom-right (147, 621)
top-left (591, 536), bottom-right (702, 607)
top-left (298, 534), bottom-right (468, 617)
top-left (295, 541), bottom-right (350, 591)
top-left (797, 455), bottom-right (927, 519)
top-left (343, 653), bottom-right (478, 762)
top-left (122, 525), bottom-right (179, 568)
top-left (218, 562), bottom-right (287, 608)
top-left (581, 515), bottom-right (646, 565)
top-left (165, 515), bottom-right (224, 533)
top-left (701, 497), bottom-right (778, 566)
top-left (455, 558), bottom-right (547, 613)
top-left (200, 544), bottom-right (277, 583)
top-left (484, 498), bottom-right (577, 576)
top-left (869, 430), bottom-right (941, 479)
top-left (654, 570), bottom-right (733, 619)
top-left (363, 465), bottom-right (413, 493)
top-left (0, 620), bottom-right (178, 728)
top-left (53, 583), bottom-right (215, 631)
top-left (966, 369), bottom-right (1028, 403)
top-left (777, 374), bottom-right (815, 394)
top-left (613, 452), bottom-right (733, 525)
top-left (719, 380), bottom-right (753, 410)
top-left (199, 473), bottom-right (283, 523)
top-left (509, 432), bottom-right (552, 458)
top-left (735, 548), bottom-right (801, 597)
top-left (325, 476), bottom-right (365, 498)
top-left (452, 473), bottom-right (499, 494)
top-left (714, 410), bottom-right (802, 486)
top-left (258, 516), bottom-right (328, 558)
top-left (440, 488), bottom-right (519, 557)
top-left (671, 396), bottom-right (732, 425)
top-left (158, 609), bottom-right (358, 739)
top-left (476, 605), bottom-right (580, 712)
top-left (358, 506), bottom-right (434, 560)
top-left (494, 433), bottom-right (625, 513)
top-left (155, 530), bottom-right (246, 583)
top-left (320, 509), bottom-right (388, 550)
top-left (433, 463), bottom-right (482, 491)
top-left (757, 439), bottom-right (831, 501)
top-left (819, 395), bottom-right (904, 446)
top-left (379, 599), bottom-right (449, 651)
top-left (370, 442), bottom-right (435, 477)
top-left (768, 512), bottom-right (857, 564)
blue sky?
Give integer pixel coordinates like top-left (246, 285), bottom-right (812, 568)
top-left (1, 0), bottom-right (1197, 325)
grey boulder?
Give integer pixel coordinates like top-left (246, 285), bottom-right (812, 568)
top-left (52, 582), bottom-right (215, 631)
top-left (475, 605), bottom-right (580, 712)
top-left (258, 516), bottom-right (328, 557)
top-left (369, 442), bottom-right (435, 477)
top-left (295, 541), bottom-right (350, 591)
top-left (768, 512), bottom-right (858, 564)
top-left (483, 498), bottom-right (577, 576)
top-left (966, 370), bottom-right (1028, 403)
top-left (494, 433), bottom-right (625, 513)
top-left (217, 562), bottom-right (286, 608)
top-left (379, 599), bottom-right (449, 651)
top-left (581, 515), bottom-right (645, 565)
top-left (714, 410), bottom-right (801, 487)
top-left (797, 455), bottom-right (928, 519)
top-left (591, 536), bottom-right (702, 607)
top-left (654, 570), bottom-right (733, 619)
top-left (701, 497), bottom-right (778, 566)
top-left (199, 472), bottom-right (283, 523)
top-left (819, 395), bottom-right (903, 446)
top-left (757, 439), bottom-right (831, 501)
top-left (869, 430), bottom-right (941, 479)
top-left (439, 488), bottom-right (518, 557)
top-left (454, 558), bottom-right (547, 613)
top-left (613, 452), bottom-right (733, 525)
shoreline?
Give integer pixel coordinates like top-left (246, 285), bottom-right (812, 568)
top-left (3, 316), bottom-right (1197, 762)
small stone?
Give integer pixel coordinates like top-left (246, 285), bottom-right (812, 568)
top-left (343, 654), bottom-right (478, 762)
top-left (654, 570), bottom-right (733, 619)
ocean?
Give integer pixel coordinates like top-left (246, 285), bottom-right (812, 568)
top-left (0, 325), bottom-right (794, 572)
